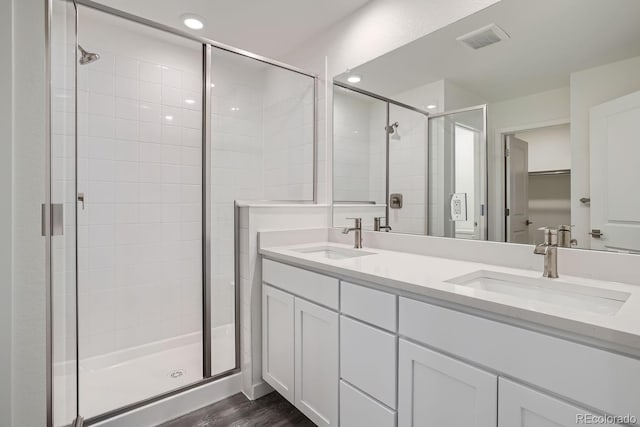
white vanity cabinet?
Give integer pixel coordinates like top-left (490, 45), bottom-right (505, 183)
top-left (261, 258), bottom-right (640, 427)
top-left (398, 339), bottom-right (497, 427)
top-left (498, 379), bottom-right (624, 427)
top-left (262, 260), bottom-right (339, 427)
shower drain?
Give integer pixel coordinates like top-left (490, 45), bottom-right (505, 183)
top-left (169, 369), bottom-right (185, 379)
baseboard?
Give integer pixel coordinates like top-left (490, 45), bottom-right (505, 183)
top-left (94, 373), bottom-right (242, 427)
top-left (242, 380), bottom-right (274, 401)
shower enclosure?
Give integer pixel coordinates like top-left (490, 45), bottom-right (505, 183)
top-left (332, 83), bottom-right (486, 237)
top-left (48, 1), bottom-right (316, 425)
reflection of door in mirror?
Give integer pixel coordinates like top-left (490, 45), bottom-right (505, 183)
top-left (590, 90), bottom-right (640, 253)
top-left (428, 107), bottom-right (486, 240)
top-left (505, 135), bottom-right (529, 244)
top-left (505, 125), bottom-right (571, 245)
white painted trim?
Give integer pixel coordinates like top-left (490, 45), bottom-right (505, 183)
top-left (93, 373), bottom-right (242, 427)
top-left (495, 117), bottom-right (570, 137)
top-left (244, 381), bottom-right (274, 401)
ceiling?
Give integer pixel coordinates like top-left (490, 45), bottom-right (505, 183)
top-left (335, 0), bottom-right (640, 102)
top-left (92, 0), bottom-right (372, 60)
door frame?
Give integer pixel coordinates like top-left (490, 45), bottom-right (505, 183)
top-left (497, 118), bottom-right (570, 242)
top-left (427, 104), bottom-right (488, 240)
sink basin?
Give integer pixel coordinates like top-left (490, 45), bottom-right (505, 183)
top-left (447, 270), bottom-right (630, 316)
top-left (292, 245), bottom-right (375, 260)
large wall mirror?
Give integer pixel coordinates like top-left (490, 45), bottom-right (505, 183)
top-left (332, 0), bottom-right (640, 254)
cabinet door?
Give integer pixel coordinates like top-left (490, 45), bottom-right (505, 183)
top-left (499, 378), bottom-right (624, 427)
top-left (398, 339), bottom-right (497, 427)
top-left (262, 285), bottom-right (295, 402)
top-left (295, 298), bottom-right (339, 427)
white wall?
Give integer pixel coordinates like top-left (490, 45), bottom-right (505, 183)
top-left (444, 80), bottom-right (487, 111)
top-left (487, 86), bottom-right (570, 241)
top-left (515, 124), bottom-right (570, 172)
top-left (0, 0), bottom-right (13, 424)
top-left (570, 55), bottom-right (640, 249)
top-left (12, 0), bottom-right (48, 424)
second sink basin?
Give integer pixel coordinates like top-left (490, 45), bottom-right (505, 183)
top-left (292, 245), bottom-right (375, 260)
top-left (447, 270), bottom-right (630, 316)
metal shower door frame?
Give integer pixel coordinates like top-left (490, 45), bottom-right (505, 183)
top-left (425, 104), bottom-right (488, 239)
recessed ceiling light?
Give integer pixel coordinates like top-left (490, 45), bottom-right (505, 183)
top-left (231, 107), bottom-right (240, 112)
top-left (164, 115), bottom-right (174, 121)
top-left (426, 104), bottom-right (437, 109)
top-left (182, 14), bottom-right (204, 30)
top-left (211, 83), bottom-right (215, 88)
top-left (184, 99), bottom-right (196, 105)
top-left (347, 74), bottom-right (361, 84)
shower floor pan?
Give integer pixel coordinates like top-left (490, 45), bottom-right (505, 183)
top-left (53, 324), bottom-right (236, 422)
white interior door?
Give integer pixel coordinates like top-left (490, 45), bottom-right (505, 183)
top-left (590, 90), bottom-right (640, 252)
top-left (506, 135), bottom-right (530, 243)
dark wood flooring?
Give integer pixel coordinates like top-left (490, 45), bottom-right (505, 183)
top-left (159, 391), bottom-right (315, 426)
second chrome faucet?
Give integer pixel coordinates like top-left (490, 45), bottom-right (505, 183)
top-left (343, 217), bottom-right (363, 249)
top-left (534, 227), bottom-right (559, 278)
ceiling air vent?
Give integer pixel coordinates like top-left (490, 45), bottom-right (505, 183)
top-left (457, 23), bottom-right (510, 50)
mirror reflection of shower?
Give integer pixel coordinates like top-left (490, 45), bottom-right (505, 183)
top-left (78, 44), bottom-right (100, 65)
top-left (386, 121), bottom-right (401, 140)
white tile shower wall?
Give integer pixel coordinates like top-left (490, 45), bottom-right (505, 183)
top-left (368, 102), bottom-right (387, 204)
top-left (333, 90), bottom-right (374, 202)
top-left (388, 105), bottom-right (428, 234)
top-left (70, 10), bottom-right (203, 359)
top-left (262, 68), bottom-right (315, 201)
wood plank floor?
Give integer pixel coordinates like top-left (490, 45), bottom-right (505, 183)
top-left (160, 392), bottom-right (315, 426)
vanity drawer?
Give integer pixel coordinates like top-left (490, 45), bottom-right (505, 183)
top-left (340, 380), bottom-right (396, 427)
top-left (262, 259), bottom-right (339, 310)
top-left (340, 316), bottom-right (397, 409)
top-left (341, 281), bottom-right (397, 331)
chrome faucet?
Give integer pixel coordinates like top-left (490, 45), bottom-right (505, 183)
top-left (534, 227), bottom-right (559, 278)
top-left (374, 216), bottom-right (392, 232)
top-left (342, 217), bottom-right (363, 249)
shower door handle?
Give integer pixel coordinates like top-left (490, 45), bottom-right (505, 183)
top-left (78, 192), bottom-right (85, 210)
top-left (41, 203), bottom-right (64, 236)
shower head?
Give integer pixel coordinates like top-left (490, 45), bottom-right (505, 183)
top-left (386, 122), bottom-right (401, 140)
top-left (78, 45), bottom-right (100, 65)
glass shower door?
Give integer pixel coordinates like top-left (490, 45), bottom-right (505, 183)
top-left (75, 6), bottom-right (204, 418)
top-left (427, 107), bottom-right (487, 239)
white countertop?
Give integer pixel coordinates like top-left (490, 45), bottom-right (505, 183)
top-left (260, 242), bottom-right (640, 354)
